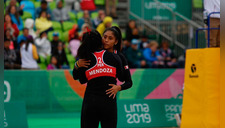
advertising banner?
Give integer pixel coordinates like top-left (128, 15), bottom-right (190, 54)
top-left (117, 99), bottom-right (182, 127)
top-left (130, 0), bottom-right (192, 20)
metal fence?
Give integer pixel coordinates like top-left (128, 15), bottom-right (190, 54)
top-left (128, 0), bottom-right (206, 57)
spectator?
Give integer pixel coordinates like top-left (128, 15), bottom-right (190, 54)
top-left (159, 41), bottom-right (178, 68)
top-left (51, 32), bottom-right (60, 54)
top-left (78, 10), bottom-right (93, 31)
top-left (35, 10), bottom-right (53, 33)
top-left (64, 0), bottom-right (80, 12)
top-left (35, 0), bottom-right (53, 20)
top-left (17, 28), bottom-right (32, 47)
top-left (204, 0), bottom-right (220, 47)
top-left (139, 35), bottom-right (149, 51)
top-left (25, 18), bottom-right (39, 39)
top-left (20, 39), bottom-right (39, 70)
top-left (125, 20), bottom-right (139, 41)
top-left (53, 0), bottom-right (69, 23)
top-left (69, 30), bottom-right (80, 58)
top-left (79, 23), bottom-right (91, 40)
top-left (4, 14), bottom-right (19, 39)
top-left (6, 0), bottom-right (24, 16)
top-left (52, 42), bottom-right (69, 69)
top-left (96, 16), bottom-right (113, 36)
top-left (121, 39), bottom-right (131, 54)
top-left (125, 39), bottom-right (149, 68)
top-left (7, 5), bottom-right (23, 31)
top-left (4, 39), bottom-right (20, 69)
top-left (69, 24), bottom-right (78, 41)
top-left (143, 41), bottom-right (164, 68)
top-left (93, 10), bottom-right (105, 28)
top-left (105, 0), bottom-right (117, 18)
top-left (35, 32), bottom-right (51, 59)
top-left (47, 56), bottom-right (59, 70)
top-left (4, 29), bottom-right (17, 50)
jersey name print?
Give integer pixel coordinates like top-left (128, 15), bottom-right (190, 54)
top-left (86, 50), bottom-right (116, 80)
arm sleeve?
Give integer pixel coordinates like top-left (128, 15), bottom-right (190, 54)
top-left (72, 67), bottom-right (87, 84)
top-left (35, 38), bottom-right (45, 46)
top-left (18, 17), bottom-right (24, 31)
top-left (113, 54), bottom-right (124, 82)
top-left (32, 44), bottom-right (39, 60)
top-left (118, 53), bottom-right (133, 90)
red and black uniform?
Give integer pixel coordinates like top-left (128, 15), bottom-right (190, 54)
top-left (73, 50), bottom-right (124, 128)
top-left (114, 50), bottom-right (133, 90)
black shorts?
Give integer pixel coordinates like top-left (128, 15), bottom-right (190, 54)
top-left (81, 93), bottom-right (117, 128)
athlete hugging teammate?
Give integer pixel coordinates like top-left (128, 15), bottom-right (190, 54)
top-left (73, 29), bottom-right (130, 128)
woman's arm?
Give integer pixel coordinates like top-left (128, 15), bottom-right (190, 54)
top-left (72, 66), bottom-right (87, 84)
top-left (118, 53), bottom-right (133, 90)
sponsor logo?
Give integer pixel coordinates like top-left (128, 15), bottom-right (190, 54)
top-left (189, 64), bottom-right (199, 78)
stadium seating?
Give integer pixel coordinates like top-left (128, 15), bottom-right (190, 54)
top-left (49, 1), bottom-right (56, 10)
top-left (68, 12), bottom-right (77, 22)
top-left (94, 0), bottom-right (105, 5)
top-left (20, 1), bottom-right (35, 19)
top-left (38, 55), bottom-right (47, 69)
top-left (21, 11), bottom-right (32, 20)
top-left (62, 21), bottom-right (74, 31)
top-left (34, 1), bottom-right (40, 8)
top-left (62, 31), bottom-right (69, 42)
top-left (66, 54), bottom-right (75, 69)
top-left (76, 11), bottom-right (83, 20)
top-left (52, 21), bottom-right (62, 31)
top-left (91, 11), bottom-right (98, 19)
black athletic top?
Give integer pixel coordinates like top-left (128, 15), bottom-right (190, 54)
top-left (114, 50), bottom-right (133, 90)
top-left (73, 50), bottom-right (124, 97)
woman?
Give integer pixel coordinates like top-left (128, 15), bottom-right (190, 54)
top-left (35, 10), bottom-right (53, 33)
top-left (78, 26), bottom-right (133, 98)
top-left (20, 37), bottom-right (39, 69)
top-left (25, 18), bottom-right (39, 39)
top-left (4, 14), bottom-right (19, 39)
top-left (52, 42), bottom-right (69, 69)
top-left (7, 5), bottom-right (23, 31)
top-left (125, 20), bottom-right (139, 41)
top-left (73, 30), bottom-right (124, 128)
top-left (34, 31), bottom-right (51, 59)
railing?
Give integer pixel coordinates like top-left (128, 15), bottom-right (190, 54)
top-left (128, 0), bottom-right (205, 56)
top-left (195, 12), bottom-right (220, 48)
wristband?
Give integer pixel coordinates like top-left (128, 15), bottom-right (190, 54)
top-left (76, 61), bottom-right (80, 67)
top-left (74, 62), bottom-right (78, 68)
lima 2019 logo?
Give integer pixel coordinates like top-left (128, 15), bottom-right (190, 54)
top-left (189, 64), bottom-right (198, 78)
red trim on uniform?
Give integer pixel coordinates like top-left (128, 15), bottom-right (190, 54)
top-left (85, 50), bottom-right (117, 80)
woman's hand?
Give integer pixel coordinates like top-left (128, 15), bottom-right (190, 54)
top-left (77, 59), bottom-right (91, 68)
top-left (106, 84), bottom-right (122, 99)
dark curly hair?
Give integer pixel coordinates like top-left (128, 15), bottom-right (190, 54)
top-left (77, 30), bottom-right (103, 59)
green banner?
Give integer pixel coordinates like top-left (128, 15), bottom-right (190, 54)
top-left (4, 69), bottom-right (184, 113)
top-left (4, 101), bottom-right (28, 128)
top-left (117, 99), bottom-right (182, 127)
top-left (130, 0), bottom-right (192, 20)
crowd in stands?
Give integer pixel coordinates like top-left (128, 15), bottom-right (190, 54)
top-left (122, 20), bottom-right (185, 68)
top-left (4, 0), bottom-right (184, 70)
